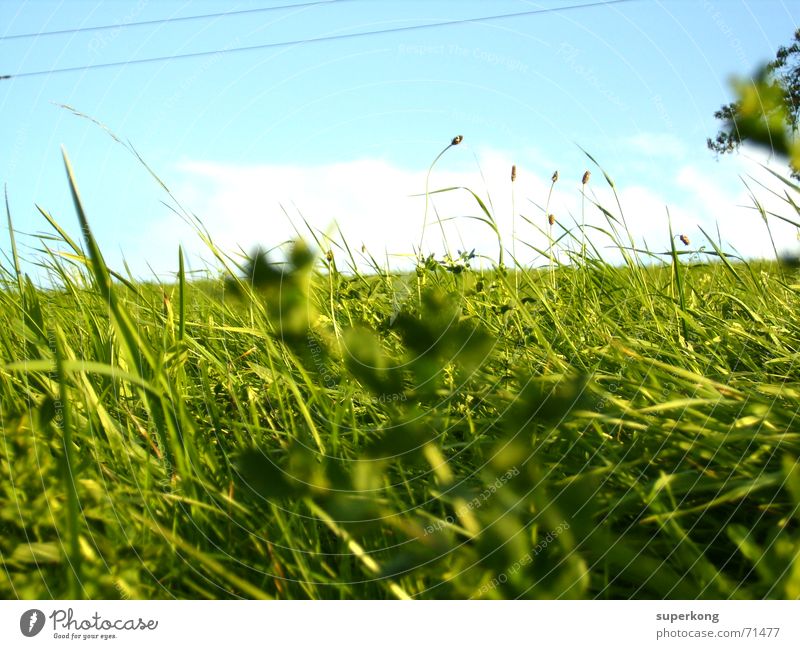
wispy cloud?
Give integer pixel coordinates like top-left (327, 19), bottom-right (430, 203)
top-left (143, 144), bottom-right (799, 275)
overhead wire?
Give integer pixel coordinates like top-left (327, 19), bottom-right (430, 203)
top-left (1, 0), bottom-right (641, 80)
top-left (0, 0), bottom-right (353, 41)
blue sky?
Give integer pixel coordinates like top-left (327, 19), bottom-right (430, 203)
top-left (1, 0), bottom-right (799, 278)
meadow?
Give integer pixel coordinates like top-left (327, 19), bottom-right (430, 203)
top-left (1, 144), bottom-right (800, 599)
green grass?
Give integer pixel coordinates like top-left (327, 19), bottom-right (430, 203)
top-left (2, 147), bottom-right (800, 600)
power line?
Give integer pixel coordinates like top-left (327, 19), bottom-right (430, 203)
top-left (1, 0), bottom-right (640, 81)
top-left (0, 0), bottom-right (350, 42)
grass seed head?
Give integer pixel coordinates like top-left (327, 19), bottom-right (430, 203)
top-left (552, 170), bottom-right (559, 183)
top-left (451, 135), bottom-right (463, 146)
top-left (548, 214), bottom-right (556, 226)
top-left (511, 165), bottom-right (517, 182)
top-left (680, 234), bottom-right (690, 246)
top-left (582, 170), bottom-right (591, 185)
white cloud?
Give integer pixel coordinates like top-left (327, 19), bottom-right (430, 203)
top-left (140, 144), bottom-right (800, 277)
top-left (166, 154), bottom-right (557, 272)
top-left (675, 152), bottom-right (800, 259)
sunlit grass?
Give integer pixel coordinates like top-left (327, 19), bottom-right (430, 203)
top-left (1, 144), bottom-right (800, 600)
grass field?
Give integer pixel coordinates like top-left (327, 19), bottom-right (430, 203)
top-left (2, 147), bottom-right (800, 599)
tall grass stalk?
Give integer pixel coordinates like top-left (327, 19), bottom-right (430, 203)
top-left (511, 164), bottom-right (517, 293)
top-left (53, 325), bottom-right (82, 599)
top-left (545, 170), bottom-right (558, 289)
top-left (418, 136), bottom-right (461, 261)
top-left (667, 208), bottom-right (689, 344)
top-left (580, 170), bottom-right (590, 269)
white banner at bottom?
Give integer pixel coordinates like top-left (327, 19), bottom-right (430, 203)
top-left (1, 600), bottom-right (797, 648)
